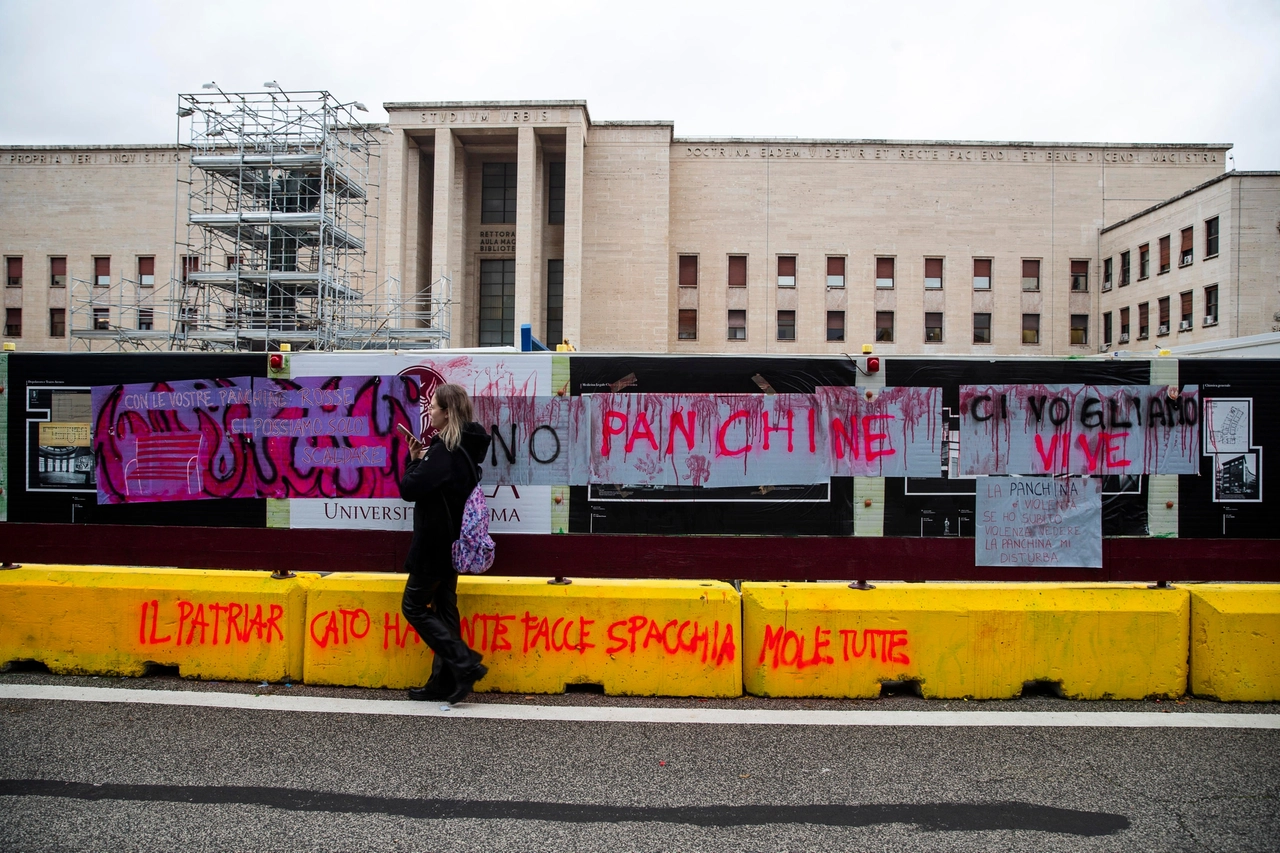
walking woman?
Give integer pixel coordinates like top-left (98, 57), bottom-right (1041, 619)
top-left (398, 383), bottom-right (492, 703)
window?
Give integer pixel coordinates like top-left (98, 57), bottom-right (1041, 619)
top-left (776, 310), bottom-right (796, 340)
top-left (4, 308), bottom-right (21, 336)
top-left (177, 306), bottom-right (197, 334)
top-left (181, 255), bottom-right (198, 282)
top-left (777, 256), bottom-right (796, 288)
top-left (1022, 313), bottom-right (1040, 345)
top-left (1138, 302), bottom-right (1149, 339)
top-left (1205, 216), bottom-right (1219, 257)
top-left (1021, 259), bottom-right (1040, 292)
top-left (138, 308), bottom-right (154, 331)
top-left (138, 256), bottom-right (155, 286)
top-left (924, 312), bottom-right (943, 342)
top-left (678, 255), bottom-right (698, 288)
top-left (94, 256), bottom-right (110, 286)
top-left (50, 308), bottom-right (66, 337)
top-left (1179, 291), bottom-right (1193, 331)
top-left (548, 161), bottom-right (565, 225)
top-left (1103, 257), bottom-right (1113, 291)
top-left (875, 311), bottom-right (894, 342)
top-left (826, 256), bottom-right (845, 288)
top-left (226, 255), bottom-right (242, 270)
top-left (50, 257), bottom-right (66, 288)
top-left (1204, 285), bottom-right (1219, 325)
top-left (479, 258), bottom-right (516, 347)
top-left (546, 259), bottom-right (564, 346)
top-left (1157, 297), bottom-right (1171, 335)
top-left (481, 162), bottom-right (517, 224)
top-left (1180, 227), bottom-right (1194, 266)
top-left (728, 255), bottom-right (747, 288)
top-left (1103, 311), bottom-right (1113, 346)
top-left (1159, 235), bottom-right (1171, 273)
top-left (1119, 251), bottom-right (1130, 287)
top-left (875, 257), bottom-right (894, 289)
top-left (973, 258), bottom-right (991, 290)
top-left (1119, 307), bottom-right (1130, 342)
top-left (973, 312), bottom-right (991, 344)
top-left (924, 257), bottom-right (943, 290)
top-left (92, 307), bottom-right (109, 331)
top-left (826, 311), bottom-right (845, 342)
top-left (678, 309), bottom-right (698, 340)
top-left (1070, 314), bottom-right (1089, 346)
top-left (1139, 244), bottom-right (1150, 279)
top-left (6, 256), bottom-right (21, 287)
top-left (1071, 259), bottom-right (1089, 292)
top-left (727, 309), bottom-right (746, 340)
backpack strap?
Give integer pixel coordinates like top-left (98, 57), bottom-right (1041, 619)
top-left (439, 443), bottom-right (481, 537)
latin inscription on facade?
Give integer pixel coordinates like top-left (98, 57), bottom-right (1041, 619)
top-left (478, 228), bottom-right (516, 254)
top-left (421, 109), bottom-right (554, 124)
top-left (3, 151), bottom-right (183, 166)
top-left (681, 146), bottom-right (1221, 165)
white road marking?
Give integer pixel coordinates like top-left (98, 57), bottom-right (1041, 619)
top-left (2, 684), bottom-right (1278, 729)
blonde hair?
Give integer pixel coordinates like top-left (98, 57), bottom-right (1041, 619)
top-left (433, 383), bottom-right (473, 451)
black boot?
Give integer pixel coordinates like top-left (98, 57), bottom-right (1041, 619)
top-left (407, 657), bottom-right (456, 701)
top-left (443, 662), bottom-right (489, 705)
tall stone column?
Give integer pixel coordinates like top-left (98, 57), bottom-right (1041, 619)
top-left (382, 128), bottom-right (409, 298)
top-left (514, 125), bottom-right (539, 344)
top-left (562, 122), bottom-right (585, 349)
top-left (401, 138), bottom-right (421, 313)
top-left (430, 127), bottom-right (456, 341)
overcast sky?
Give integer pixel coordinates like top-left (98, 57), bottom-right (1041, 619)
top-left (1, 0), bottom-right (1277, 169)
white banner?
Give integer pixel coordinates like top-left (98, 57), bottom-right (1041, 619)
top-left (284, 486), bottom-right (552, 534)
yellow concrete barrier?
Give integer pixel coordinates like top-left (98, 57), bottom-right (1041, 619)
top-left (0, 565), bottom-right (314, 682)
top-left (1190, 584), bottom-right (1280, 702)
top-left (743, 583), bottom-right (1189, 700)
top-left (303, 575), bottom-right (742, 697)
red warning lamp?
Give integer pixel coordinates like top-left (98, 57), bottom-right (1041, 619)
top-left (268, 353), bottom-right (284, 370)
top-left (866, 357), bottom-right (880, 373)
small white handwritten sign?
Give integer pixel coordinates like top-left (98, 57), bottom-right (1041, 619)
top-left (975, 477), bottom-right (1102, 568)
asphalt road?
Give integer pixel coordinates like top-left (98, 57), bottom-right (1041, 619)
top-left (1, 672), bottom-right (1278, 852)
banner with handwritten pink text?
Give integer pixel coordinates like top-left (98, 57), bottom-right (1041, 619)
top-left (92, 377), bottom-right (259, 504)
top-left (958, 384), bottom-right (1200, 475)
top-left (587, 387), bottom-right (943, 487)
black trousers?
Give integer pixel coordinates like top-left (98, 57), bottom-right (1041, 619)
top-left (401, 567), bottom-right (481, 683)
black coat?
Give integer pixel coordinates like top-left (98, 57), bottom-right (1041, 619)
top-left (399, 421), bottom-right (492, 575)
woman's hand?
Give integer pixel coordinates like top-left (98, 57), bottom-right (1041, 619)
top-left (399, 424), bottom-right (426, 460)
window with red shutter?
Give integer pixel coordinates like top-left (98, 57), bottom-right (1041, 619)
top-left (678, 255), bottom-right (698, 287)
top-left (925, 257), bottom-right (943, 289)
top-left (973, 258), bottom-right (991, 290)
top-left (728, 256), bottom-right (747, 287)
top-left (875, 257), bottom-right (894, 288)
top-left (826, 256), bottom-right (845, 288)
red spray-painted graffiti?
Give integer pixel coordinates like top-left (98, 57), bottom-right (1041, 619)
top-left (756, 623), bottom-right (910, 670)
top-left (136, 599), bottom-right (285, 647)
top-left (309, 607), bottom-right (736, 667)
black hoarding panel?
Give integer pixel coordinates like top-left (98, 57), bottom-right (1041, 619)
top-left (1178, 359), bottom-right (1280, 539)
top-left (883, 359), bottom-right (1153, 538)
top-left (7, 353), bottom-right (267, 528)
top-left (569, 354), bottom-right (860, 535)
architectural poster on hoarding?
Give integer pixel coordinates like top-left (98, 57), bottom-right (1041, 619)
top-left (27, 386), bottom-right (96, 493)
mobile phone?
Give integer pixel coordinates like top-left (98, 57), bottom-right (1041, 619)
top-left (397, 424), bottom-right (417, 440)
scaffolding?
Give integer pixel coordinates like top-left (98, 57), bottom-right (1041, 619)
top-left (70, 87), bottom-right (451, 352)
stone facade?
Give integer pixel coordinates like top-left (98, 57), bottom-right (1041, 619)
top-left (2, 100), bottom-right (1252, 356)
top-left (1099, 172), bottom-right (1280, 350)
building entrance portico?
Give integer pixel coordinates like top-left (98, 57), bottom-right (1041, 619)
top-left (384, 102), bottom-right (587, 349)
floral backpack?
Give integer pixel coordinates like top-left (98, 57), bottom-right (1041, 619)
top-left (451, 446), bottom-right (495, 574)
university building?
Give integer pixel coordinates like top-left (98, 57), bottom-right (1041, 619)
top-left (3, 96), bottom-right (1276, 355)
